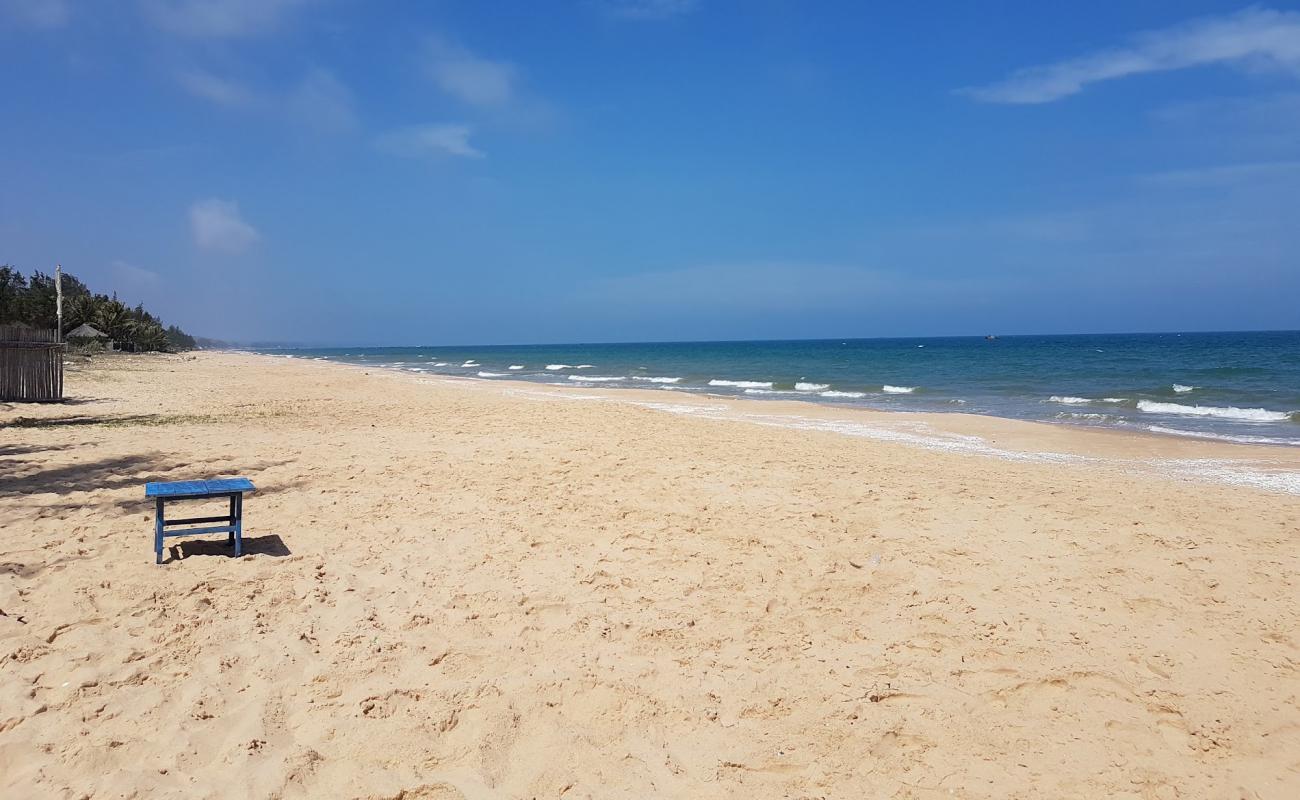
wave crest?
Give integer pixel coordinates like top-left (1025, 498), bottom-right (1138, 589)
top-left (1136, 400), bottom-right (1292, 422)
top-left (709, 379), bottom-right (773, 389)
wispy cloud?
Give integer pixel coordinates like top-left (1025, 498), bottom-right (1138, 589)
top-left (595, 0), bottom-right (698, 21)
top-left (176, 69), bottom-right (257, 107)
top-left (0, 0), bottom-right (69, 28)
top-left (140, 0), bottom-right (314, 38)
top-left (1137, 159), bottom-right (1300, 187)
top-left (286, 68), bottom-right (357, 135)
top-left (190, 198), bottom-right (260, 253)
top-left (585, 263), bottom-right (985, 314)
top-left (374, 123), bottom-right (484, 159)
top-left (422, 35), bottom-right (517, 108)
top-left (176, 67), bottom-right (356, 135)
top-left (111, 259), bottom-right (160, 286)
top-left (962, 7), bottom-right (1300, 104)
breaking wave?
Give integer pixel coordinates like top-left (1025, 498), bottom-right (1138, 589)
top-left (632, 376), bottom-right (681, 383)
top-left (882, 385), bottom-right (916, 394)
top-left (709, 379), bottom-right (773, 389)
top-left (1136, 400), bottom-right (1293, 423)
top-left (795, 382), bottom-right (829, 391)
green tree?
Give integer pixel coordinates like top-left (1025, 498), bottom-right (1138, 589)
top-left (1, 264), bottom-right (195, 352)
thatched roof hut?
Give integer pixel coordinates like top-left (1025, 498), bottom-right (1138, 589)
top-left (66, 323), bottom-right (108, 340)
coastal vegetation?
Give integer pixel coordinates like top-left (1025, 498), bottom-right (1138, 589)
top-left (0, 264), bottom-right (194, 352)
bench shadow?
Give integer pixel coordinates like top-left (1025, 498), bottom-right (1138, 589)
top-left (169, 533), bottom-right (292, 562)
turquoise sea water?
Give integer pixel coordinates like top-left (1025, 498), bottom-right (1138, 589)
top-left (264, 331), bottom-right (1300, 446)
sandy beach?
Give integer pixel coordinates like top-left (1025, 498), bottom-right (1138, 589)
top-left (2, 351), bottom-right (1298, 799)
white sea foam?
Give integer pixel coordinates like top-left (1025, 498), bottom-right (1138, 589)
top-left (882, 385), bottom-right (916, 394)
top-left (821, 390), bottom-right (866, 398)
top-left (461, 361), bottom-right (480, 367)
top-left (509, 365), bottom-right (524, 370)
top-left (506, 386), bottom-right (1300, 494)
top-left (743, 388), bottom-right (797, 395)
top-left (632, 376), bottom-right (682, 384)
top-left (709, 379), bottom-right (773, 389)
top-left (1136, 400), bottom-right (1291, 422)
top-left (568, 375), bottom-right (625, 382)
top-left (1146, 426), bottom-right (1298, 445)
top-left (477, 371), bottom-right (508, 377)
top-left (1172, 384), bottom-right (1195, 393)
top-left (795, 382), bottom-right (829, 391)
top-left (1048, 396), bottom-right (1093, 405)
top-left (545, 364), bottom-right (571, 370)
top-left (1157, 458), bottom-right (1300, 495)
top-left (575, 364), bottom-right (595, 369)
top-left (1101, 398), bottom-right (1127, 403)
top-left (432, 362), bottom-right (450, 367)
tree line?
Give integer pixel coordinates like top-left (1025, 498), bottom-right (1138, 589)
top-left (0, 265), bottom-right (196, 351)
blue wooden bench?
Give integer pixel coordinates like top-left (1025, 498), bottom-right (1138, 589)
top-left (145, 478), bottom-right (255, 564)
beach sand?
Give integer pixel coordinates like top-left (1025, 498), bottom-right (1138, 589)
top-left (2, 351), bottom-right (1298, 799)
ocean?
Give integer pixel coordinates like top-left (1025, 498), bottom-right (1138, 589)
top-left (263, 331), bottom-right (1300, 446)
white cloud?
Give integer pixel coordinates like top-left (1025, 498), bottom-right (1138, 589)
top-left (0, 0), bottom-right (69, 28)
top-left (597, 0), bottom-right (697, 21)
top-left (189, 199), bottom-right (260, 254)
top-left (422, 35), bottom-right (517, 108)
top-left (374, 123), bottom-right (484, 159)
top-left (111, 259), bottom-right (161, 286)
top-left (962, 7), bottom-right (1300, 104)
top-left (140, 0), bottom-right (313, 38)
top-left (286, 69), bottom-right (356, 134)
top-left (175, 67), bottom-right (356, 135)
top-left (176, 70), bottom-right (257, 107)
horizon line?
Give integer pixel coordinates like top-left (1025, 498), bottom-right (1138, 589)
top-left (221, 327), bottom-right (1300, 351)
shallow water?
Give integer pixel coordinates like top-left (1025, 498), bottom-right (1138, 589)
top-left (262, 331), bottom-right (1300, 445)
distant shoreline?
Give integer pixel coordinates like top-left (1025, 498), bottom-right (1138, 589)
top-left (258, 351), bottom-right (1300, 495)
top-left (256, 330), bottom-right (1300, 449)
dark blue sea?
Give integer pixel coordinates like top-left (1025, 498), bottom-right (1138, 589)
top-left (264, 331), bottom-right (1300, 446)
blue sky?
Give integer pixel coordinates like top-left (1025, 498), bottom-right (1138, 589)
top-left (2, 1), bottom-right (1299, 344)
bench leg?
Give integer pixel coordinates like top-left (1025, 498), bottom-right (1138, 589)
top-left (154, 498), bottom-right (164, 565)
top-left (233, 493), bottom-right (243, 557)
top-left (228, 495), bottom-right (237, 546)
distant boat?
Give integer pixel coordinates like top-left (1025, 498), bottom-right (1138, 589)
top-left (985, 334), bottom-right (998, 340)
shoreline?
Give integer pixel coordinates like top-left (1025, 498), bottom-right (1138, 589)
top-left (4, 350), bottom-right (1299, 797)
top-left (263, 348), bottom-right (1300, 451)
top-left (265, 351), bottom-right (1300, 495)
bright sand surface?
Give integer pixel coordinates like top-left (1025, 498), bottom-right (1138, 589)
top-left (2, 351), bottom-right (1298, 799)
